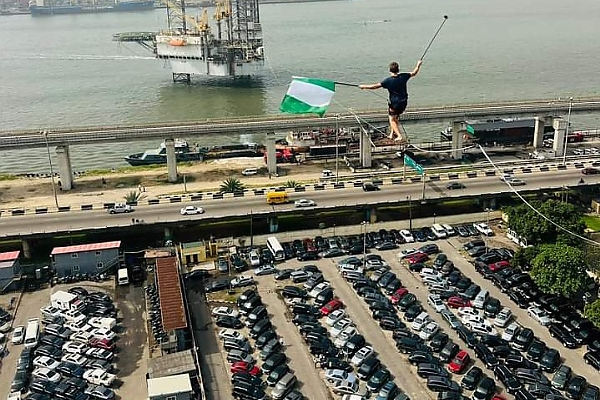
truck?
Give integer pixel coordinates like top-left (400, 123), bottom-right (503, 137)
top-left (83, 368), bottom-right (116, 387)
top-left (117, 268), bottom-right (129, 286)
top-left (108, 203), bottom-right (133, 214)
top-left (51, 290), bottom-right (85, 312)
top-left (88, 317), bottom-right (117, 331)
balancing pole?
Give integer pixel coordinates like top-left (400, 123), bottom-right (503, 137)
top-left (420, 15), bottom-right (449, 60)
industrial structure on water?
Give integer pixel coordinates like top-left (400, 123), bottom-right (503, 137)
top-left (113, 0), bottom-right (264, 81)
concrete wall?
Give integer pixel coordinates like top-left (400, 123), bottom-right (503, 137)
top-left (52, 248), bottom-right (119, 277)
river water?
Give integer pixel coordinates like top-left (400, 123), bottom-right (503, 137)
top-left (1, 0), bottom-right (600, 173)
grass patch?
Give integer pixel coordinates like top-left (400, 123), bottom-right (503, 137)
top-left (207, 289), bottom-right (240, 303)
top-left (583, 215), bottom-right (600, 232)
top-left (0, 174), bottom-right (18, 181)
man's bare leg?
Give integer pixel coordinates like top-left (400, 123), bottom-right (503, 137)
top-left (389, 115), bottom-right (406, 144)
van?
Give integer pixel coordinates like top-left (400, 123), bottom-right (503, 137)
top-left (117, 268), bottom-right (129, 286)
top-left (271, 372), bottom-right (297, 399)
top-left (442, 224), bottom-right (456, 236)
top-left (431, 224), bottom-right (447, 239)
top-left (242, 167), bottom-right (258, 176)
top-left (473, 289), bottom-right (489, 309)
top-left (266, 191), bottom-right (289, 205)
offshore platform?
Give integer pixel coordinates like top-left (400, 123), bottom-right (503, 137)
top-left (113, 0), bottom-right (264, 82)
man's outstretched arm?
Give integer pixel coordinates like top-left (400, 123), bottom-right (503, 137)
top-left (410, 60), bottom-right (423, 77)
top-left (359, 83), bottom-right (382, 90)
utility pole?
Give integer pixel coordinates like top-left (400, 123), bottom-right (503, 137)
top-left (408, 195), bottom-right (413, 230)
top-left (562, 97), bottom-right (573, 165)
top-left (42, 130), bottom-right (59, 209)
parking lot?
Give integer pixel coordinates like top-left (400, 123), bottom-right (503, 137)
top-left (0, 280), bottom-right (149, 400)
top-left (195, 218), bottom-right (600, 400)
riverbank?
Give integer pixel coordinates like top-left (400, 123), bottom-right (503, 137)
top-left (0, 157), bottom-right (338, 211)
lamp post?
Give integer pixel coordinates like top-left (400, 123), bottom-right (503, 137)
top-left (484, 208), bottom-right (491, 250)
top-left (433, 212), bottom-right (436, 224)
top-left (361, 221), bottom-right (368, 260)
top-left (41, 130), bottom-right (59, 209)
top-left (408, 195), bottom-right (413, 230)
top-left (250, 209), bottom-right (254, 247)
top-left (562, 96), bottom-right (574, 165)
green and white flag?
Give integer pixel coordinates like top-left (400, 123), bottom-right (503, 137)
top-left (280, 77), bottom-right (336, 117)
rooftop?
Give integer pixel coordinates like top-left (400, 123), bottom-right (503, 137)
top-left (0, 251), bottom-right (20, 262)
top-left (156, 257), bottom-right (187, 331)
top-left (181, 241), bottom-right (204, 249)
top-left (147, 349), bottom-right (195, 379)
top-left (147, 373), bottom-right (192, 397)
top-left (51, 241), bottom-right (121, 255)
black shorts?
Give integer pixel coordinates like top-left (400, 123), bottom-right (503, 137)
top-left (388, 101), bottom-right (408, 116)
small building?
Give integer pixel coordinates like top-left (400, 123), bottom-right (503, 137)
top-left (147, 373), bottom-right (193, 400)
top-left (178, 241), bottom-right (208, 267)
top-left (0, 251), bottom-right (21, 293)
top-left (51, 241), bottom-right (121, 278)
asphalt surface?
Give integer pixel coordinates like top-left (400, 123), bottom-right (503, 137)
top-left (1, 168), bottom-right (599, 237)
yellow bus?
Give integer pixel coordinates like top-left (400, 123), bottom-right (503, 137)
top-left (266, 191), bottom-right (289, 205)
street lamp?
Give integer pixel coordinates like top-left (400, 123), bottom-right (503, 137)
top-left (361, 221), bottom-right (369, 260)
top-left (484, 208), bottom-right (491, 250)
top-left (433, 212), bottom-right (436, 225)
top-left (408, 195), bottom-right (413, 230)
top-left (41, 130), bottom-right (59, 209)
top-left (562, 96), bottom-right (574, 165)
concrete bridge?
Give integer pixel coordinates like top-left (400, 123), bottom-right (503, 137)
top-left (2, 97), bottom-right (598, 190)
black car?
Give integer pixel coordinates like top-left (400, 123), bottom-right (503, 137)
top-left (261, 352), bottom-right (286, 374)
top-left (297, 251), bottom-right (319, 261)
top-left (419, 243), bottom-right (440, 255)
top-left (472, 377), bottom-right (496, 400)
top-left (30, 380), bottom-right (58, 396)
top-left (527, 383), bottom-right (561, 399)
top-left (584, 351), bottom-right (600, 371)
top-left (39, 334), bottom-right (66, 349)
top-left (413, 229), bottom-right (427, 242)
top-left (461, 366), bottom-right (483, 391)
top-left (566, 375), bottom-right (587, 399)
top-left (549, 323), bottom-right (579, 349)
top-left (256, 329), bottom-right (277, 349)
top-left (409, 351), bottom-right (439, 366)
top-left (216, 316), bottom-right (243, 329)
top-left (16, 347), bottom-right (34, 372)
top-left (11, 370), bottom-right (30, 393)
top-left (357, 355), bottom-right (381, 380)
top-left (56, 361), bottom-right (85, 378)
top-left (274, 269), bottom-right (293, 280)
top-left (63, 376), bottom-right (88, 391)
top-left (491, 345), bottom-right (518, 359)
top-left (464, 284), bottom-right (482, 300)
top-left (494, 365), bottom-right (522, 394)
top-left (204, 280), bottom-right (230, 293)
top-left (318, 357), bottom-right (352, 372)
top-left (512, 327), bottom-right (535, 351)
top-left (483, 297), bottom-right (501, 318)
top-left (404, 303), bottom-right (423, 321)
top-left (455, 326), bottom-right (478, 348)
top-left (343, 334), bottom-right (366, 357)
top-left (417, 362), bottom-right (450, 379)
top-left (366, 368), bottom-right (391, 393)
top-left (505, 354), bottom-right (538, 370)
top-left (250, 319), bottom-right (272, 339)
top-left (292, 303), bottom-right (320, 316)
top-left (526, 339), bottom-right (547, 362)
top-left (430, 332), bottom-right (449, 353)
top-left (291, 313), bottom-right (317, 326)
top-left (479, 335), bottom-right (508, 348)
top-left (439, 342), bottom-right (460, 363)
top-left (540, 348), bottom-right (561, 373)
top-left (299, 323), bottom-right (327, 337)
top-left (265, 364), bottom-right (290, 386)
top-left (281, 285), bottom-right (307, 299)
top-left (34, 344), bottom-right (62, 359)
top-left (474, 343), bottom-right (499, 368)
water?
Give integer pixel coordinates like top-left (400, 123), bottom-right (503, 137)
top-left (1, 0), bottom-right (600, 173)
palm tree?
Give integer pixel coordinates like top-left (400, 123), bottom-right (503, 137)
top-left (124, 190), bottom-right (146, 203)
top-left (283, 180), bottom-right (300, 189)
top-left (220, 177), bottom-right (245, 193)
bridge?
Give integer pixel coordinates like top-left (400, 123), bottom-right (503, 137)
top-left (1, 97), bottom-right (599, 150)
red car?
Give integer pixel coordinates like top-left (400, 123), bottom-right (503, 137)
top-left (320, 299), bottom-right (344, 316)
top-left (489, 260), bottom-right (510, 272)
top-left (231, 361), bottom-right (260, 376)
top-left (89, 337), bottom-right (116, 351)
top-left (391, 288), bottom-right (409, 304)
top-left (303, 238), bottom-right (317, 253)
top-left (447, 296), bottom-right (471, 308)
top-left (407, 252), bottom-right (429, 264)
top-left (448, 350), bottom-right (470, 373)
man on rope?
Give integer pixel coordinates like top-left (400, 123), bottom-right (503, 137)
top-left (359, 60), bottom-right (423, 145)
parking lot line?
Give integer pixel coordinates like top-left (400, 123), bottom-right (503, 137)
top-left (317, 258), bottom-right (436, 400)
top-left (258, 286), bottom-right (333, 400)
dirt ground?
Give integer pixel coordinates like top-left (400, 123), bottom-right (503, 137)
top-left (0, 158), bottom-right (336, 210)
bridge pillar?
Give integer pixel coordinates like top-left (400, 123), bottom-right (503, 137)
top-left (165, 138), bottom-right (178, 183)
top-left (266, 132), bottom-right (277, 175)
top-left (552, 118), bottom-right (568, 158)
top-left (360, 128), bottom-right (372, 168)
top-left (367, 207), bottom-right (377, 224)
top-left (164, 227), bottom-right (172, 242)
top-left (533, 117), bottom-right (546, 148)
top-left (22, 239), bottom-right (32, 259)
top-left (451, 121), bottom-right (465, 160)
top-left (56, 145), bottom-right (74, 190)
top-left (268, 215), bottom-right (279, 233)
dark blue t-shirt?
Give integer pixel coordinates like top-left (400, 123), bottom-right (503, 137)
top-left (381, 73), bottom-right (411, 105)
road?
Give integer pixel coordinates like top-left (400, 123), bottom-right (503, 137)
top-left (1, 168), bottom-right (599, 237)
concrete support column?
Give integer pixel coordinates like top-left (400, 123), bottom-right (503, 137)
top-left (368, 207), bottom-right (377, 224)
top-left (533, 117), bottom-right (546, 149)
top-left (268, 216), bottom-right (279, 233)
top-left (164, 227), bottom-right (172, 242)
top-left (451, 121), bottom-right (465, 160)
top-left (55, 145), bottom-right (74, 190)
top-left (552, 118), bottom-right (568, 157)
top-left (22, 239), bottom-right (32, 259)
top-left (165, 139), bottom-right (178, 183)
top-left (360, 128), bottom-right (372, 168)
top-left (266, 132), bottom-right (277, 175)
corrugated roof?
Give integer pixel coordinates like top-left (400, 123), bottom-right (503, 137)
top-left (147, 374), bottom-right (192, 397)
top-left (147, 349), bottom-right (195, 379)
top-left (156, 257), bottom-right (187, 331)
top-left (51, 241), bottom-right (121, 255)
top-left (0, 251), bottom-right (20, 262)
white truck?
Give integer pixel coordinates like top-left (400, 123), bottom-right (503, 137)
top-left (88, 317), bottom-right (117, 331)
top-left (51, 290), bottom-right (85, 312)
top-left (83, 368), bottom-right (116, 387)
top-left (117, 268), bottom-right (129, 285)
top-left (108, 203), bottom-right (133, 214)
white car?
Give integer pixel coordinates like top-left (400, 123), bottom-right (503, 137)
top-left (62, 352), bottom-right (88, 366)
top-left (218, 328), bottom-right (244, 342)
top-left (527, 306), bottom-right (551, 326)
top-left (399, 248), bottom-right (419, 259)
top-left (32, 367), bottom-right (62, 383)
top-left (350, 345), bottom-right (374, 367)
top-left (63, 341), bottom-right (88, 354)
top-left (412, 312), bottom-right (431, 331)
top-left (506, 178), bottom-right (526, 186)
top-left (325, 369), bottom-right (356, 386)
top-left (331, 318), bottom-right (354, 337)
top-left (180, 205), bottom-right (204, 215)
top-left (309, 282), bottom-right (331, 298)
top-left (502, 322), bottom-right (520, 341)
top-left (457, 307), bottom-right (480, 319)
top-left (11, 325), bottom-right (25, 345)
top-left (294, 199), bottom-right (316, 208)
top-left (92, 327), bottom-right (116, 342)
top-left (469, 322), bottom-right (497, 337)
top-left (332, 379), bottom-right (360, 395)
top-left (71, 330), bottom-right (94, 344)
top-left (399, 229), bottom-right (415, 243)
top-left (83, 368), bottom-right (116, 387)
top-left (427, 294), bottom-right (447, 313)
top-left (419, 322), bottom-right (440, 340)
top-left (211, 306), bottom-right (239, 319)
top-left (494, 308), bottom-right (512, 328)
top-left (230, 275), bottom-right (255, 288)
top-left (473, 222), bottom-right (494, 236)
top-left (325, 309), bottom-right (346, 327)
top-left (334, 326), bottom-right (358, 348)
top-left (461, 314), bottom-right (486, 327)
top-left (242, 168), bottom-right (258, 176)
top-left (33, 356), bottom-right (61, 370)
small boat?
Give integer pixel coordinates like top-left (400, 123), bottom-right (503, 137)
top-left (124, 139), bottom-right (204, 166)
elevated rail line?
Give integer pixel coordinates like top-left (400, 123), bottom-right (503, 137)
top-left (2, 97), bottom-right (600, 150)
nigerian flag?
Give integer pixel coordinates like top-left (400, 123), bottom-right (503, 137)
top-left (280, 77), bottom-right (335, 117)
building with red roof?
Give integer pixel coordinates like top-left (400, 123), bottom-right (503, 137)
top-left (50, 241), bottom-right (122, 277)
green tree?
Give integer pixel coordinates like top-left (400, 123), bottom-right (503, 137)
top-left (584, 299), bottom-right (600, 327)
top-left (506, 199), bottom-right (585, 246)
top-left (530, 243), bottom-right (589, 297)
top-left (124, 190), bottom-right (146, 203)
top-left (283, 180), bottom-right (300, 189)
top-left (220, 177), bottom-right (245, 193)
top-left (511, 246), bottom-right (539, 270)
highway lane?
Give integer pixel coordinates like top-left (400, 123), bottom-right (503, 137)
top-left (1, 169), bottom-right (599, 237)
